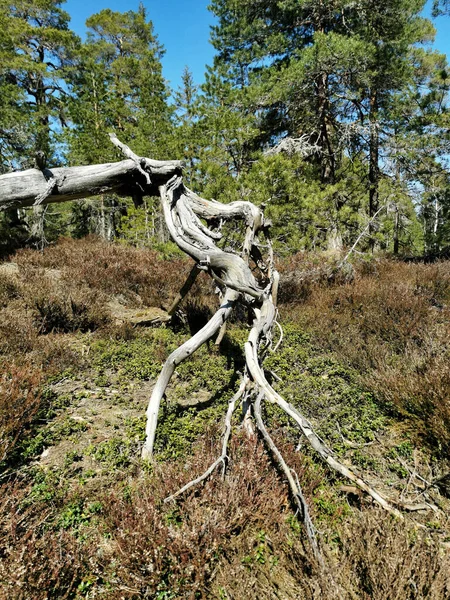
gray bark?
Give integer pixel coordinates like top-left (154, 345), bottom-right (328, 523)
top-left (1, 136), bottom-right (419, 562)
top-left (0, 159), bottom-right (182, 212)
top-left (28, 204), bottom-right (46, 249)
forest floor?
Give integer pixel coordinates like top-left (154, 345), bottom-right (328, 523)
top-left (0, 236), bottom-right (449, 599)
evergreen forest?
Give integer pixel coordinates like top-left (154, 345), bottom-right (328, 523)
top-left (1, 0), bottom-right (449, 256)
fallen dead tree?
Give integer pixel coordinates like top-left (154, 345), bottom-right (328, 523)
top-left (1, 135), bottom-right (414, 561)
top-left (0, 142), bottom-right (182, 211)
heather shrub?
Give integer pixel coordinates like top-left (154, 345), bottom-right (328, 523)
top-left (277, 251), bottom-right (354, 304)
top-left (14, 236), bottom-right (213, 309)
top-left (12, 262), bottom-right (108, 334)
top-left (33, 290), bottom-right (107, 334)
top-left (83, 434), bottom-right (320, 599)
top-left (0, 363), bottom-right (43, 463)
top-left (1, 435), bottom-right (448, 600)
top-left (0, 272), bottom-right (19, 307)
top-left (0, 308), bottom-right (38, 356)
top-left (282, 258), bottom-right (450, 451)
top-left (331, 511), bottom-right (450, 599)
top-left (0, 482), bottom-right (88, 600)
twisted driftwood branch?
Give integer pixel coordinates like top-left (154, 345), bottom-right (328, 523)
top-left (0, 155), bottom-right (182, 211)
top-left (0, 136), bottom-right (418, 561)
top-left (88, 138), bottom-right (408, 551)
top-left (164, 379), bottom-right (246, 503)
top-left (253, 391), bottom-right (322, 564)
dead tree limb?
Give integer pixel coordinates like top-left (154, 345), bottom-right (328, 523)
top-left (0, 159), bottom-right (182, 211)
top-left (167, 264), bottom-right (201, 316)
top-left (143, 288), bottom-right (238, 459)
top-left (0, 135), bottom-right (413, 556)
top-left (253, 391), bottom-right (322, 563)
top-left (244, 297), bottom-right (402, 517)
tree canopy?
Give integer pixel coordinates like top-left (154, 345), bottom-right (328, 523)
top-left (0, 0), bottom-right (448, 255)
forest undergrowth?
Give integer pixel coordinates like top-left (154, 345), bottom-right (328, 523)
top-left (0, 236), bottom-right (449, 599)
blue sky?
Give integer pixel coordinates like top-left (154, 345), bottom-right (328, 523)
top-left (64, 0), bottom-right (449, 93)
top-left (64, 0), bottom-right (217, 92)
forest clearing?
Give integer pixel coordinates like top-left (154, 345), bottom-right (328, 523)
top-left (1, 0), bottom-right (450, 598)
top-left (0, 234), bottom-right (449, 598)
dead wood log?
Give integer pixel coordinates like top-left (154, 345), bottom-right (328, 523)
top-left (0, 158), bottom-right (182, 211)
top-left (1, 135), bottom-right (423, 562)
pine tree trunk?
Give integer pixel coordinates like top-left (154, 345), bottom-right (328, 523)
top-left (317, 72), bottom-right (336, 185)
top-left (393, 206), bottom-right (399, 255)
top-left (368, 91), bottom-right (380, 251)
top-left (317, 62), bottom-right (340, 252)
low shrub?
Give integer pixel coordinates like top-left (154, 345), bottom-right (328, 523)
top-left (34, 292), bottom-right (107, 334)
top-left (0, 363), bottom-right (43, 464)
top-left (14, 236), bottom-right (213, 310)
top-left (0, 481), bottom-right (88, 600)
top-left (1, 434), bottom-right (448, 599)
top-left (282, 258), bottom-right (450, 451)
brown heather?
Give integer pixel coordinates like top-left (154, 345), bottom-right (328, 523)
top-left (0, 363), bottom-right (43, 463)
top-left (0, 239), bottom-right (449, 598)
top-left (14, 235), bottom-right (213, 310)
top-left (0, 434), bottom-right (449, 599)
top-left (280, 256), bottom-right (450, 452)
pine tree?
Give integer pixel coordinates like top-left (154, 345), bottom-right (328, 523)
top-left (0, 0), bottom-right (79, 163)
top-left (69, 4), bottom-right (171, 163)
top-left (172, 66), bottom-right (200, 181)
top-left (433, 0), bottom-right (450, 16)
top-left (392, 53), bottom-right (450, 253)
top-left (0, 0), bottom-right (79, 248)
top-left (67, 4), bottom-right (173, 242)
top-left (204, 1), bottom-right (370, 249)
top-left (338, 0), bottom-right (436, 251)
top-left (205, 0), bottom-right (444, 254)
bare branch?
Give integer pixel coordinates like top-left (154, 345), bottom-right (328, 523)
top-left (254, 392), bottom-right (323, 564)
top-left (142, 289), bottom-right (237, 459)
top-left (265, 135), bottom-right (321, 158)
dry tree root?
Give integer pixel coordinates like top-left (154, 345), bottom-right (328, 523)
top-left (107, 137), bottom-right (408, 560)
top-left (143, 288), bottom-right (238, 457)
top-left (253, 391), bottom-right (322, 564)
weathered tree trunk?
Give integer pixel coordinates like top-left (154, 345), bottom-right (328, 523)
top-left (0, 135), bottom-right (420, 563)
top-left (0, 158), bottom-right (182, 211)
top-left (28, 204), bottom-right (46, 249)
